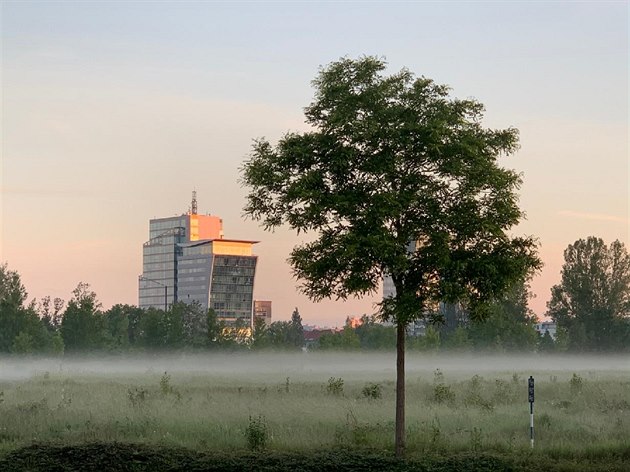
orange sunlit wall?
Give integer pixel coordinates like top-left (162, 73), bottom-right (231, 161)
top-left (189, 214), bottom-right (223, 241)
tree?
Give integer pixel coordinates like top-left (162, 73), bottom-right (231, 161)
top-left (0, 263), bottom-right (30, 352)
top-left (547, 237), bottom-right (630, 351)
top-left (251, 315), bottom-right (270, 349)
top-left (38, 296), bottom-right (65, 333)
top-left (241, 56), bottom-right (540, 455)
top-left (103, 304), bottom-right (131, 351)
top-left (61, 282), bottom-right (104, 351)
top-left (318, 325), bottom-right (361, 350)
top-left (355, 314), bottom-right (396, 350)
top-left (468, 279), bottom-right (539, 351)
top-left (288, 307), bottom-right (305, 349)
top-left (178, 301), bottom-right (207, 348)
top-left (0, 263), bottom-right (53, 354)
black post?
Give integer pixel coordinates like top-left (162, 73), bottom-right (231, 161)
top-left (164, 286), bottom-right (168, 312)
top-left (528, 376), bottom-right (535, 448)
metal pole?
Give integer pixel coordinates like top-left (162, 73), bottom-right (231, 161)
top-left (528, 376), bottom-right (535, 449)
top-left (164, 286), bottom-right (167, 312)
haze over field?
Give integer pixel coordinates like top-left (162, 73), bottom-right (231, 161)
top-left (2, 2), bottom-right (628, 325)
top-left (1, 353), bottom-right (628, 383)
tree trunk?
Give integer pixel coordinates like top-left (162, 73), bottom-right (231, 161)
top-left (395, 321), bottom-right (406, 457)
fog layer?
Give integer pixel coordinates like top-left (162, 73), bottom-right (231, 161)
top-left (1, 353), bottom-right (628, 383)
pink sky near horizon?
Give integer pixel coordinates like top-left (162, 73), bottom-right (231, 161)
top-left (1, 2), bottom-right (628, 326)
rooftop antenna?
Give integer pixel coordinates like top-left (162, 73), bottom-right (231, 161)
top-left (191, 190), bottom-right (198, 215)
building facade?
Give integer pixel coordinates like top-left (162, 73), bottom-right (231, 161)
top-left (139, 193), bottom-right (258, 326)
top-left (254, 300), bottom-right (272, 326)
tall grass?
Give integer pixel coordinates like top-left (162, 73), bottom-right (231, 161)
top-left (0, 354), bottom-right (628, 459)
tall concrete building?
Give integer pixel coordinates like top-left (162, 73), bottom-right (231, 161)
top-left (139, 193), bottom-right (258, 326)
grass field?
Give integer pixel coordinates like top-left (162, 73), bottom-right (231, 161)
top-left (0, 353), bottom-right (628, 470)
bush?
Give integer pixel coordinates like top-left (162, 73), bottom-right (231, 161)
top-left (327, 377), bottom-right (344, 396)
top-left (433, 383), bottom-right (455, 404)
top-left (361, 383), bottom-right (382, 400)
top-left (245, 415), bottom-right (269, 451)
top-left (570, 373), bottom-right (584, 394)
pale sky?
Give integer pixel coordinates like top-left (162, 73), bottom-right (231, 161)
top-left (1, 1), bottom-right (628, 326)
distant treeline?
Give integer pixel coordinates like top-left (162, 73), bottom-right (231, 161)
top-left (1, 235), bottom-right (629, 354)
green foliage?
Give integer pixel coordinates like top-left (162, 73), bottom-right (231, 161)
top-left (547, 237), bottom-right (630, 351)
top-left (61, 282), bottom-right (104, 352)
top-left (0, 444), bottom-right (537, 472)
top-left (326, 377), bottom-right (344, 396)
top-left (241, 56), bottom-right (540, 327)
top-left (361, 383), bottom-right (382, 400)
top-left (468, 279), bottom-right (539, 351)
top-left (433, 383), bottom-right (455, 405)
top-left (160, 372), bottom-right (173, 396)
top-left (442, 326), bottom-right (471, 351)
top-left (432, 369), bottom-right (456, 405)
top-left (245, 415), bottom-right (269, 451)
top-left (570, 373), bottom-right (584, 394)
top-left (0, 263), bottom-right (52, 354)
top-left (355, 315), bottom-right (396, 350)
top-left (288, 307), bottom-right (305, 348)
top-left (318, 326), bottom-right (361, 351)
top-left (538, 331), bottom-right (555, 352)
top-left (408, 326), bottom-right (441, 351)
top-left (10, 331), bottom-right (34, 354)
top-left (251, 315), bottom-right (269, 349)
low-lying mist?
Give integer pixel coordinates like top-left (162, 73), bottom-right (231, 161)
top-left (1, 352), bottom-right (628, 383)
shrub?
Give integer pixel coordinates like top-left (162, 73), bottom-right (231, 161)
top-left (433, 383), bottom-right (455, 405)
top-left (327, 377), bottom-right (344, 396)
top-left (570, 373), bottom-right (584, 394)
top-left (361, 383), bottom-right (382, 400)
top-left (160, 372), bottom-right (172, 396)
top-left (245, 415), bottom-right (269, 451)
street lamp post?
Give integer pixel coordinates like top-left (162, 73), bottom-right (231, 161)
top-left (139, 275), bottom-right (168, 311)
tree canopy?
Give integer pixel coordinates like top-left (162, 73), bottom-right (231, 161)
top-left (547, 237), bottom-right (630, 351)
top-left (242, 56), bottom-right (540, 324)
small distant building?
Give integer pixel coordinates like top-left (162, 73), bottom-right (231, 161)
top-left (254, 300), bottom-right (272, 326)
top-left (535, 321), bottom-right (557, 340)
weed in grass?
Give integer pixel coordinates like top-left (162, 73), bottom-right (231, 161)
top-left (430, 419), bottom-right (441, 446)
top-left (327, 377), bottom-right (344, 396)
top-left (127, 387), bottom-right (148, 407)
top-left (554, 400), bottom-right (572, 409)
top-left (17, 399), bottom-right (47, 415)
top-left (433, 383), bottom-right (455, 405)
top-left (570, 373), bottom-right (584, 394)
top-left (539, 413), bottom-right (552, 429)
top-left (160, 372), bottom-right (172, 396)
top-left (511, 373), bottom-right (520, 384)
top-left (469, 427), bottom-right (483, 452)
top-left (433, 368), bottom-right (444, 384)
top-left (493, 379), bottom-right (511, 403)
top-left (361, 383), bottom-right (382, 400)
top-left (245, 415), bottom-right (269, 451)
top-left (469, 374), bottom-right (482, 391)
top-left (335, 410), bottom-right (387, 448)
